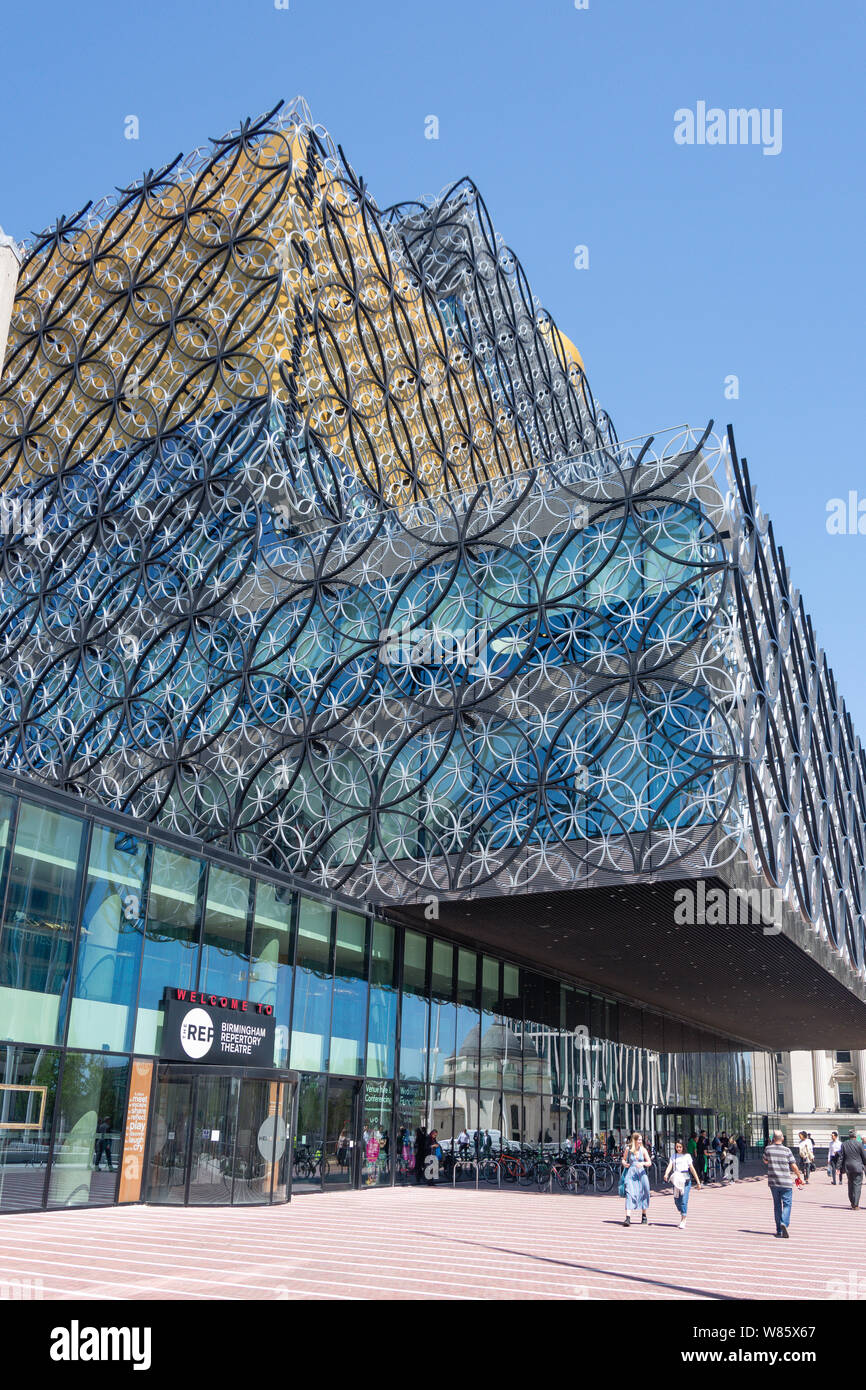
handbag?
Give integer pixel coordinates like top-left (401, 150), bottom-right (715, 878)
top-left (672, 1169), bottom-right (687, 1194)
top-left (617, 1168), bottom-right (627, 1197)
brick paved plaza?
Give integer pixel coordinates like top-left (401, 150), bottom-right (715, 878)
top-left (0, 1169), bottom-right (861, 1302)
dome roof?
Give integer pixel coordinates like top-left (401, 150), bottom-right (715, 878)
top-left (480, 1021), bottom-right (527, 1056)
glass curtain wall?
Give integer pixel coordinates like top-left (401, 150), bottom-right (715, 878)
top-left (0, 781), bottom-right (778, 1210)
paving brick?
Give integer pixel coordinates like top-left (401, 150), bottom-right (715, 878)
top-left (0, 1173), bottom-right (859, 1301)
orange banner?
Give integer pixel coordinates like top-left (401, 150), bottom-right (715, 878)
top-left (118, 1060), bottom-right (154, 1204)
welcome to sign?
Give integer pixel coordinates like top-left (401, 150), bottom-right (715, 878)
top-left (160, 988), bottom-right (276, 1065)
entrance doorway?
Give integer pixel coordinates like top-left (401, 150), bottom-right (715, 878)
top-left (293, 1075), bottom-right (364, 1190)
top-left (324, 1079), bottom-right (361, 1187)
top-left (145, 1066), bottom-right (297, 1206)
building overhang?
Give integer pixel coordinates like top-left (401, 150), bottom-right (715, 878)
top-left (394, 875), bottom-right (866, 1051)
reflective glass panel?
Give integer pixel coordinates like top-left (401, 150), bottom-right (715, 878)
top-left (47, 1052), bottom-right (129, 1208)
top-left (199, 867), bottom-right (251, 1000)
top-left (0, 1044), bottom-right (60, 1211)
top-left (249, 881), bottom-right (295, 1067)
top-left (367, 922), bottom-right (397, 1079)
top-left (0, 801), bottom-right (84, 1046)
top-left (68, 826), bottom-right (148, 1053)
top-left (133, 848), bottom-right (202, 1055)
top-left (289, 899), bottom-right (332, 1073)
top-left (330, 911), bottom-right (367, 1076)
top-left (361, 1079), bottom-right (392, 1187)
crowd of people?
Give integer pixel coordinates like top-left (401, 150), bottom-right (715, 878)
top-left (618, 1126), bottom-right (866, 1236)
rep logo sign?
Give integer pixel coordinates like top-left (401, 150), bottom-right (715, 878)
top-left (160, 988), bottom-right (276, 1064)
top-left (179, 1008), bottom-right (215, 1060)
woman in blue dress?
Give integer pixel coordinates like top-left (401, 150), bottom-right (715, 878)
top-left (621, 1131), bottom-right (652, 1226)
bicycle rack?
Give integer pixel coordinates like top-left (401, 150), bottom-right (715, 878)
top-left (451, 1159), bottom-right (480, 1190)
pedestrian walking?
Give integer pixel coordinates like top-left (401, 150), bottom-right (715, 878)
top-left (93, 1116), bottom-right (113, 1172)
top-left (620, 1131), bottom-right (652, 1227)
top-left (736, 1133), bottom-right (746, 1166)
top-left (725, 1133), bottom-right (739, 1182)
top-left (797, 1131), bottom-right (814, 1184)
top-left (827, 1131), bottom-right (842, 1184)
top-left (696, 1130), bottom-right (709, 1181)
top-left (425, 1129), bottom-right (442, 1185)
top-left (414, 1124), bottom-right (428, 1184)
top-left (763, 1130), bottom-right (803, 1238)
top-left (839, 1129), bottom-right (866, 1210)
top-left (664, 1139), bottom-right (701, 1228)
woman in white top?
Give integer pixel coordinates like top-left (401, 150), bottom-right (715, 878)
top-left (798, 1131), bottom-right (815, 1184)
top-left (664, 1138), bottom-right (701, 1228)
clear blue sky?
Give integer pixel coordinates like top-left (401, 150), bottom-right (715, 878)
top-left (2, 0), bottom-right (864, 725)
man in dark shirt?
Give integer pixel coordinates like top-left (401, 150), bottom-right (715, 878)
top-left (414, 1125), bottom-right (428, 1184)
top-left (93, 1117), bottom-right (113, 1172)
top-left (839, 1129), bottom-right (866, 1210)
top-left (696, 1130), bottom-right (708, 1181)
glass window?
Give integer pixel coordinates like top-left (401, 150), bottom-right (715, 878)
top-left (0, 801), bottom-right (85, 1046)
top-left (367, 922), bottom-right (397, 1079)
top-left (199, 866), bottom-right (251, 1000)
top-left (293, 1074), bottom-right (325, 1186)
top-left (67, 826), bottom-right (148, 1053)
top-left (290, 898), bottom-right (332, 1073)
top-left (501, 963), bottom-right (521, 1020)
top-left (457, 949), bottom-right (478, 1006)
top-left (249, 881), bottom-right (295, 1067)
top-left (47, 1052), bottom-right (129, 1209)
top-left (395, 1081), bottom-right (427, 1184)
top-left (330, 911), bottom-right (367, 1076)
top-left (430, 1001), bottom-right (457, 1083)
top-left (431, 941), bottom-right (453, 1000)
top-left (0, 1044), bottom-right (60, 1211)
top-left (399, 932), bottom-right (428, 1083)
top-left (480, 956), bottom-right (500, 1012)
top-left (454, 1004), bottom-right (480, 1093)
top-left (0, 793), bottom-right (14, 898)
top-left (133, 847), bottom-right (203, 1055)
top-left (361, 1080), bottom-right (392, 1187)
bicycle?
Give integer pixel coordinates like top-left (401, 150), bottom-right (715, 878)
top-left (481, 1150), bottom-right (527, 1184)
top-left (293, 1144), bottom-right (330, 1181)
top-left (539, 1156), bottom-right (578, 1192)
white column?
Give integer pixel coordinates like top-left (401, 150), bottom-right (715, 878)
top-left (812, 1051), bottom-right (833, 1111)
top-left (0, 233), bottom-right (22, 380)
top-left (788, 1051), bottom-right (816, 1112)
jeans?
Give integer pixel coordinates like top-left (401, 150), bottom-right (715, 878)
top-left (674, 1178), bottom-right (691, 1216)
top-left (771, 1184), bottom-right (793, 1232)
top-left (847, 1170), bottom-right (863, 1208)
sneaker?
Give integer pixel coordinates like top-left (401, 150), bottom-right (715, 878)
top-left (678, 1218), bottom-right (686, 1229)
top-left (623, 1216), bottom-right (631, 1227)
top-left (780, 1226), bottom-right (790, 1238)
top-left (641, 1213), bottom-right (648, 1225)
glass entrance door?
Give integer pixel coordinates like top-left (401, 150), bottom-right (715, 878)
top-left (145, 1067), bottom-right (296, 1205)
top-left (324, 1079), bottom-right (361, 1188)
top-left (188, 1074), bottom-right (235, 1205)
top-left (147, 1072), bottom-right (193, 1204)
